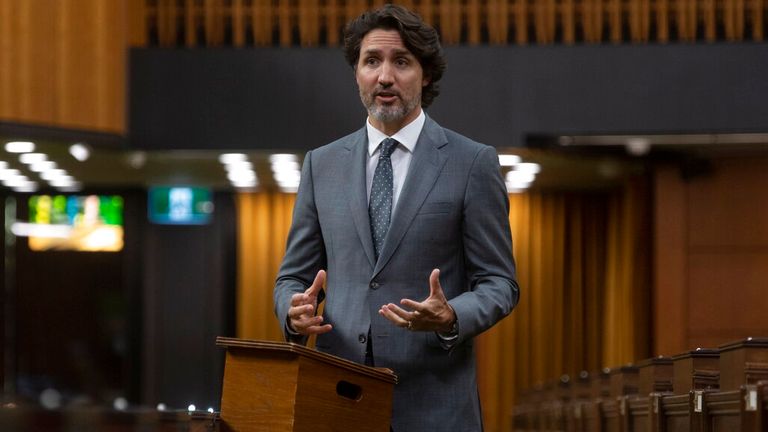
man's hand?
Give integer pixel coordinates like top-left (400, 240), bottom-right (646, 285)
top-left (287, 270), bottom-right (333, 336)
top-left (378, 269), bottom-right (456, 332)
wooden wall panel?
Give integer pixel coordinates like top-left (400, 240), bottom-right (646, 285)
top-left (0, 0), bottom-right (126, 134)
top-left (687, 252), bottom-right (768, 348)
top-left (0, 0), bottom-right (19, 120)
top-left (0, 0), bottom-right (56, 124)
top-left (654, 156), bottom-right (768, 356)
top-left (686, 158), bottom-right (768, 247)
top-left (654, 165), bottom-right (688, 356)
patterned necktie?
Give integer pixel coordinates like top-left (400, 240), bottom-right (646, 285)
top-left (369, 138), bottom-right (398, 260)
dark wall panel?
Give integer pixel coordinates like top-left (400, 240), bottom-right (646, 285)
top-left (130, 48), bottom-right (363, 151)
top-left (141, 192), bottom-right (236, 409)
top-left (130, 44), bottom-right (768, 150)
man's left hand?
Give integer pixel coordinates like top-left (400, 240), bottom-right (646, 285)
top-left (378, 268), bottom-right (456, 332)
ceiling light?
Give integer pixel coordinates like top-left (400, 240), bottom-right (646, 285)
top-left (270, 160), bottom-right (301, 172)
top-left (269, 154), bottom-right (298, 164)
top-left (227, 170), bottom-right (257, 183)
top-left (515, 162), bottom-right (541, 175)
top-left (126, 151), bottom-right (147, 169)
top-left (274, 170), bottom-right (300, 183)
top-left (12, 182), bottom-right (38, 193)
top-left (3, 175), bottom-right (31, 188)
top-left (498, 154), bottom-right (522, 166)
top-left (40, 169), bottom-right (69, 181)
top-left (30, 160), bottom-right (57, 172)
top-left (48, 177), bottom-right (77, 187)
top-left (626, 138), bottom-right (651, 156)
top-left (232, 180), bottom-right (258, 189)
top-left (69, 143), bottom-right (91, 161)
top-left (0, 169), bottom-right (22, 181)
top-left (5, 141), bottom-right (35, 153)
top-left (506, 171), bottom-right (535, 184)
top-left (19, 153), bottom-right (47, 164)
top-left (55, 181), bottom-right (83, 192)
top-left (219, 153), bottom-right (248, 164)
top-left (224, 160), bottom-right (253, 171)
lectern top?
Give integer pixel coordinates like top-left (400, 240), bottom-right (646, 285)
top-left (216, 337), bottom-right (398, 384)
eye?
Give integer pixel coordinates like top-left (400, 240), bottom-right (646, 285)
top-left (395, 58), bottom-right (409, 67)
top-left (364, 57), bottom-right (380, 66)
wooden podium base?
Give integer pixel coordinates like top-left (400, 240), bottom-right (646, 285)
top-left (216, 337), bottom-right (397, 432)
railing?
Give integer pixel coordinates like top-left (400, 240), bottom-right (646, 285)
top-left (129, 0), bottom-right (765, 47)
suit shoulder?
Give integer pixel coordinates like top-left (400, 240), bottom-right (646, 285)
top-left (441, 127), bottom-right (496, 158)
top-left (310, 129), bottom-right (364, 158)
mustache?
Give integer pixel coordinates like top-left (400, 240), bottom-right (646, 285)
top-left (373, 88), bottom-right (400, 98)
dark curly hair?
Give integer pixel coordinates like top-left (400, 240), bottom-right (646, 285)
top-left (343, 4), bottom-right (446, 108)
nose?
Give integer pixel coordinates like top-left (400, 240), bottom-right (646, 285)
top-left (378, 61), bottom-right (394, 87)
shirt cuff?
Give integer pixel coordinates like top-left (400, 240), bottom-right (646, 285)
top-left (436, 318), bottom-right (459, 349)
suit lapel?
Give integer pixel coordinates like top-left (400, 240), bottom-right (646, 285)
top-left (373, 117), bottom-right (448, 276)
top-left (343, 128), bottom-right (377, 269)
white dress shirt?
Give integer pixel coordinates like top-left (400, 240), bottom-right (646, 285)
top-left (365, 109), bottom-right (426, 213)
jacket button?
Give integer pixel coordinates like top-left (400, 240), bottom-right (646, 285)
top-left (358, 334), bottom-right (367, 344)
top-left (370, 281), bottom-right (380, 290)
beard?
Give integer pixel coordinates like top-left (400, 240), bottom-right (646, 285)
top-left (360, 87), bottom-right (421, 124)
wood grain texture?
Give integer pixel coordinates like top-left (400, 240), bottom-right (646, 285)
top-left (218, 340), bottom-right (394, 432)
top-left (0, 0), bottom-right (126, 133)
top-left (654, 157), bottom-right (768, 358)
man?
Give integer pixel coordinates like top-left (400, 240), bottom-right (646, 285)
top-left (274, 4), bottom-right (519, 431)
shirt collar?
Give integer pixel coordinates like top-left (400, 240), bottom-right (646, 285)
top-left (366, 109), bottom-right (426, 156)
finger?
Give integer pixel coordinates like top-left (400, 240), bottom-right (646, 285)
top-left (293, 314), bottom-right (320, 327)
top-left (305, 269), bottom-right (326, 297)
top-left (288, 304), bottom-right (314, 319)
top-left (292, 314), bottom-right (331, 332)
top-left (304, 323), bottom-right (333, 335)
top-left (383, 303), bottom-right (416, 322)
top-left (400, 298), bottom-right (425, 311)
top-left (379, 305), bottom-right (411, 327)
top-left (290, 293), bottom-right (308, 307)
top-left (428, 268), bottom-right (445, 299)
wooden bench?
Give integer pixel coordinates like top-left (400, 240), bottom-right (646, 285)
top-left (701, 383), bottom-right (763, 432)
top-left (511, 337), bottom-right (768, 432)
top-left (718, 337), bottom-right (768, 391)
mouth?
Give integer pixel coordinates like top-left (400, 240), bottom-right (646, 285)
top-left (374, 90), bottom-right (399, 103)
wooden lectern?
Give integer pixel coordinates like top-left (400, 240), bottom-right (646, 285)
top-left (216, 337), bottom-right (397, 432)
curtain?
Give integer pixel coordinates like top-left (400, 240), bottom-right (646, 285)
top-left (478, 178), bottom-right (651, 431)
top-left (235, 192), bottom-right (295, 341)
top-left (236, 177), bottom-right (650, 432)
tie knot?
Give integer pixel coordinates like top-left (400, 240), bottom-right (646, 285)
top-left (380, 138), bottom-right (398, 158)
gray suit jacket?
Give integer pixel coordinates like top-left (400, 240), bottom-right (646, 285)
top-left (274, 116), bottom-right (519, 431)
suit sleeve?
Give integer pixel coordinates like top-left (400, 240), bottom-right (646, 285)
top-left (273, 150), bottom-right (328, 344)
top-left (448, 145), bottom-right (520, 345)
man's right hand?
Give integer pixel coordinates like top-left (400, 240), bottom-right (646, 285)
top-left (287, 270), bottom-right (333, 336)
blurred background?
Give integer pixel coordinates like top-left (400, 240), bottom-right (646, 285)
top-left (1, 1), bottom-right (767, 431)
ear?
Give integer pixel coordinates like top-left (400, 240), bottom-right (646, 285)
top-left (422, 74), bottom-right (431, 87)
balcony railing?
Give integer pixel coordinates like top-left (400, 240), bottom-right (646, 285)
top-left (130, 0), bottom-right (765, 47)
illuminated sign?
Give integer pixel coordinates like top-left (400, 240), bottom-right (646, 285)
top-left (13, 195), bottom-right (125, 252)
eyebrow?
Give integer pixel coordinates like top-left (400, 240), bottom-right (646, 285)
top-left (361, 48), bottom-right (414, 57)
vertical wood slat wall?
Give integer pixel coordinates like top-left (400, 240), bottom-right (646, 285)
top-left (136, 0), bottom-right (766, 48)
top-left (0, 0), bottom-right (126, 133)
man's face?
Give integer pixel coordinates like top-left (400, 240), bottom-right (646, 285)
top-left (355, 28), bottom-right (429, 134)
